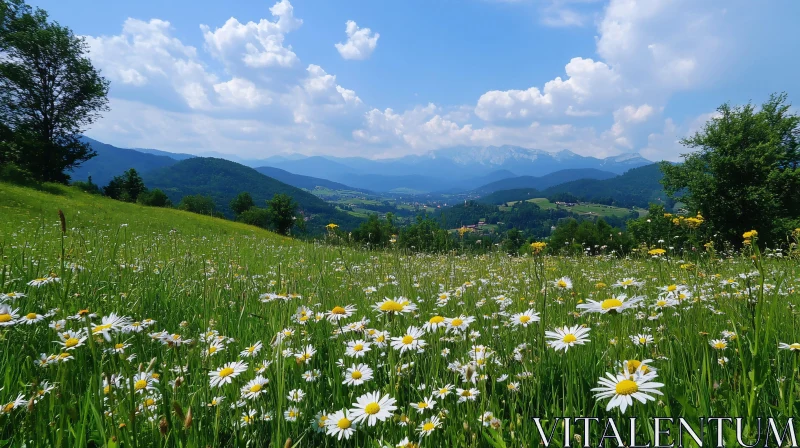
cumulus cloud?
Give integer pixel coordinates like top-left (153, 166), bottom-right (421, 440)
top-left (213, 78), bottom-right (272, 108)
top-left (475, 57), bottom-right (621, 121)
top-left (200, 0), bottom-right (302, 70)
top-left (335, 21), bottom-right (380, 60)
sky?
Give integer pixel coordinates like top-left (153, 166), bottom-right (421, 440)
top-left (28, 0), bottom-right (800, 161)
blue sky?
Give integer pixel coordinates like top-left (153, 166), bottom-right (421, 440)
top-left (29, 0), bottom-right (800, 161)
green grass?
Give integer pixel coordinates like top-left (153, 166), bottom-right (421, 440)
top-left (1, 182), bottom-right (798, 447)
top-left (505, 197), bottom-right (646, 218)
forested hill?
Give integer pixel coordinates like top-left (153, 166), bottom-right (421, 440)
top-left (539, 163), bottom-right (669, 208)
top-left (142, 157), bottom-right (362, 229)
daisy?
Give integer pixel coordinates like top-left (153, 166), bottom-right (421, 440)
top-left (432, 384), bottom-right (454, 399)
top-left (1, 394), bottom-right (26, 414)
top-left (591, 368), bottom-right (664, 414)
top-left (345, 339), bottom-right (372, 358)
top-left (422, 315), bottom-right (446, 333)
top-left (294, 345), bottom-right (316, 364)
top-left (613, 278), bottom-right (644, 289)
top-left (651, 297), bottom-right (678, 309)
top-left (506, 381), bottom-right (521, 392)
top-left (343, 364), bottom-right (374, 386)
top-left (371, 331), bottom-right (389, 348)
top-left (631, 334), bottom-right (654, 346)
top-left (19, 312), bottom-right (45, 324)
top-left (0, 292), bottom-right (25, 301)
top-left (390, 326), bottom-right (426, 353)
top-left (456, 387), bottom-right (480, 402)
top-left (32, 381), bottom-right (55, 404)
top-left (240, 341), bottom-right (262, 358)
top-left (709, 339), bottom-right (728, 350)
top-left (576, 295), bottom-right (643, 314)
top-left (327, 305), bottom-right (357, 322)
top-left (410, 397), bottom-right (436, 413)
top-left (209, 361), bottom-right (248, 388)
top-left (552, 277), bottom-right (573, 290)
top-left (545, 325), bottom-right (591, 352)
top-left (57, 330), bottom-right (87, 351)
top-left (350, 391), bottom-right (397, 426)
top-left (241, 376), bottom-right (269, 399)
top-left (417, 416), bottom-right (442, 436)
top-left (206, 396), bottom-right (225, 407)
top-left (510, 309), bottom-right (540, 327)
top-left (27, 276), bottom-right (54, 287)
top-left (204, 340), bottom-right (226, 357)
top-left (132, 372), bottom-right (158, 394)
top-left (287, 388), bottom-right (305, 402)
top-left (326, 409), bottom-right (356, 440)
top-left (619, 359), bottom-right (657, 375)
top-left (373, 297), bottom-right (417, 315)
top-left (241, 409), bottom-right (258, 426)
top-left (445, 315), bottom-right (475, 334)
top-left (91, 313), bottom-right (132, 341)
top-left (779, 342), bottom-right (800, 351)
top-left (284, 406), bottom-right (301, 422)
top-left (0, 305), bottom-right (19, 327)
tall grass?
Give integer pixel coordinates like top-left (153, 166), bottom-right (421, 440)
top-left (0, 182), bottom-right (798, 447)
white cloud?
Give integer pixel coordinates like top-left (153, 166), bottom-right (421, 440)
top-left (475, 57), bottom-right (621, 120)
top-left (213, 78), bottom-right (272, 108)
top-left (639, 112), bottom-right (719, 162)
top-left (200, 0), bottom-right (302, 70)
top-left (84, 18), bottom-right (217, 110)
top-left (335, 21), bottom-right (380, 60)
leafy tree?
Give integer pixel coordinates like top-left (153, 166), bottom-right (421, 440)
top-left (352, 213), bottom-right (398, 248)
top-left (501, 228), bottom-right (524, 255)
top-left (137, 188), bottom-right (171, 207)
top-left (266, 193), bottom-right (298, 236)
top-left (72, 175), bottom-right (100, 195)
top-left (230, 192), bottom-right (255, 217)
top-left (398, 215), bottom-right (451, 253)
top-left (237, 207), bottom-right (270, 228)
top-left (178, 194), bottom-right (216, 216)
top-left (0, 0), bottom-right (109, 183)
top-left (104, 168), bottom-right (146, 202)
top-left (661, 93), bottom-right (800, 245)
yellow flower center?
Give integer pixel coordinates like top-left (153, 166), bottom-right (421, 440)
top-left (353, 344), bottom-right (364, 352)
top-left (790, 343), bottom-right (800, 350)
top-left (208, 346), bottom-right (217, 353)
top-left (379, 300), bottom-right (406, 312)
top-left (626, 360), bottom-right (650, 374)
top-left (249, 384), bottom-right (262, 393)
top-left (601, 298), bottom-right (623, 310)
top-left (375, 335), bottom-right (385, 342)
top-left (104, 385), bottom-right (111, 394)
top-left (557, 280), bottom-right (567, 288)
top-left (656, 300), bottom-right (667, 307)
top-left (714, 342), bottom-right (726, 349)
top-left (115, 343), bottom-right (124, 350)
top-left (451, 318), bottom-right (463, 327)
top-left (64, 338), bottom-right (80, 348)
top-left (351, 370), bottom-right (363, 379)
top-left (423, 422), bottom-right (435, 431)
top-left (337, 417), bottom-right (352, 429)
top-left (0, 314), bottom-right (11, 323)
top-left (461, 390), bottom-right (472, 397)
top-left (25, 313), bottom-right (37, 320)
top-left (92, 323), bottom-right (112, 334)
top-left (331, 306), bottom-right (346, 314)
top-left (562, 334), bottom-right (577, 343)
top-left (615, 379), bottom-right (639, 395)
top-left (417, 402), bottom-right (428, 408)
top-left (667, 285), bottom-right (677, 292)
top-left (134, 379), bottom-right (147, 391)
top-left (219, 367), bottom-right (235, 378)
top-left (639, 338), bottom-right (647, 344)
top-left (402, 335), bottom-right (415, 344)
top-left (3, 403), bottom-right (14, 413)
top-left (364, 402), bottom-right (381, 415)
top-left (519, 315), bottom-right (531, 323)
top-left (429, 316), bottom-right (444, 324)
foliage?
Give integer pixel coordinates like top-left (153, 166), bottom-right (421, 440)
top-left (548, 218), bottom-right (634, 255)
top-left (266, 193), bottom-right (298, 236)
top-left (661, 93), bottom-right (800, 246)
top-left (0, 0), bottom-right (109, 183)
top-left (230, 192), bottom-right (256, 217)
top-left (103, 168), bottom-right (147, 203)
top-left (136, 188), bottom-right (171, 207)
top-left (351, 213), bottom-right (399, 248)
top-left (71, 175), bottom-right (100, 195)
top-left (178, 194), bottom-right (217, 216)
top-left (237, 207), bottom-right (270, 229)
top-left (397, 215), bottom-right (452, 253)
top-left (541, 164), bottom-right (671, 209)
top-left (500, 228), bottom-right (525, 255)
top-left (69, 137), bottom-right (179, 187)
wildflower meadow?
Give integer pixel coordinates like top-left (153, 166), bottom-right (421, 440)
top-left (1, 183), bottom-right (799, 447)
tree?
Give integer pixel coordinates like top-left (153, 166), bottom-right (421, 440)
top-left (237, 207), bottom-right (270, 228)
top-left (230, 192), bottom-right (255, 217)
top-left (266, 193), bottom-right (298, 236)
top-left (0, 1), bottom-right (109, 183)
top-left (660, 93), bottom-right (800, 245)
top-left (72, 175), bottom-right (100, 195)
top-left (137, 188), bottom-right (171, 207)
top-left (104, 168), bottom-right (146, 202)
top-left (178, 195), bottom-right (216, 216)
top-left (501, 228), bottom-right (524, 255)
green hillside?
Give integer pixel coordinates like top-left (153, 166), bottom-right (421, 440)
top-left (70, 137), bottom-right (180, 186)
top-left (142, 157), bottom-right (362, 230)
top-left (540, 163), bottom-right (670, 208)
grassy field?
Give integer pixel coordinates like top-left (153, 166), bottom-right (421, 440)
top-left (1, 182), bottom-right (799, 447)
top-left (503, 197), bottom-right (646, 218)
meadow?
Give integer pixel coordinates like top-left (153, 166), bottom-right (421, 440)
top-left (1, 182), bottom-right (799, 447)
top-left (502, 198), bottom-right (646, 219)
